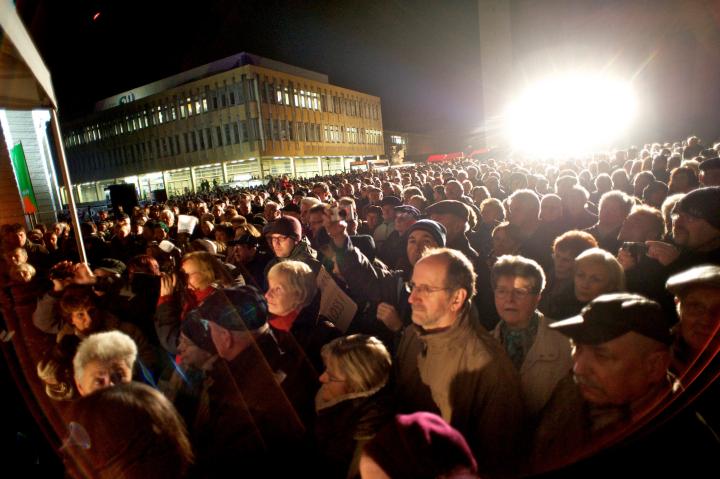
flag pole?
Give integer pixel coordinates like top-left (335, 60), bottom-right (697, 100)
top-left (49, 108), bottom-right (87, 263)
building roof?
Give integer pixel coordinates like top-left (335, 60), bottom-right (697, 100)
top-left (94, 52), bottom-right (329, 112)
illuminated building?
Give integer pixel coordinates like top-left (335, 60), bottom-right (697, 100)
top-left (62, 52), bottom-right (384, 201)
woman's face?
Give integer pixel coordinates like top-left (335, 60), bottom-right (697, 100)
top-left (318, 355), bottom-right (350, 402)
top-left (574, 260), bottom-right (613, 303)
top-left (71, 308), bottom-right (93, 332)
top-left (265, 275), bottom-right (299, 316)
top-left (182, 259), bottom-right (211, 291)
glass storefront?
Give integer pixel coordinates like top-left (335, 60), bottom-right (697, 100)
top-left (165, 168), bottom-right (192, 196)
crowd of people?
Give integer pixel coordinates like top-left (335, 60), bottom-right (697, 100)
top-left (1, 134), bottom-right (720, 478)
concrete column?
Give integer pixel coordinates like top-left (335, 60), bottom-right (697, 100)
top-left (162, 171), bottom-right (171, 195)
top-left (190, 167), bottom-right (197, 192)
top-left (290, 157), bottom-right (297, 178)
top-left (318, 156), bottom-right (322, 175)
top-left (221, 161), bottom-right (229, 183)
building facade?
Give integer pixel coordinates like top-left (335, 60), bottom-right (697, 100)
top-left (62, 53), bottom-right (384, 202)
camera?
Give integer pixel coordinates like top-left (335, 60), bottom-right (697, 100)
top-left (622, 241), bottom-right (648, 263)
top-left (48, 262), bottom-right (75, 280)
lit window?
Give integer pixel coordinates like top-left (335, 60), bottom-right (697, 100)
top-left (276, 89), bottom-right (283, 104)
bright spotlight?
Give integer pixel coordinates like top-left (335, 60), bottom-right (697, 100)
top-left (504, 73), bottom-right (637, 157)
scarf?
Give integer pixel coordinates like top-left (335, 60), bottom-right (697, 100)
top-left (500, 313), bottom-right (539, 371)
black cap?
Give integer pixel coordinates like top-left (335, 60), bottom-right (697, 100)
top-left (426, 200), bottom-right (469, 222)
top-left (281, 203), bottom-right (301, 214)
top-left (551, 293), bottom-right (672, 345)
top-left (94, 258), bottom-right (126, 277)
top-left (666, 265), bottom-right (720, 295)
top-left (394, 205), bottom-right (421, 218)
top-left (673, 186), bottom-right (720, 230)
top-left (380, 196), bottom-right (402, 207)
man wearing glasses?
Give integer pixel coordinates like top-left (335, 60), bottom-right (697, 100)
top-left (394, 247), bottom-right (523, 478)
top-left (262, 215), bottom-right (322, 278)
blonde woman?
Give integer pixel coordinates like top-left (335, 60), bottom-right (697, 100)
top-left (265, 260), bottom-right (340, 371)
top-left (315, 334), bottom-right (393, 478)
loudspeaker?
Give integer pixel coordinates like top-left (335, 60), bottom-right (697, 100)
top-left (107, 184), bottom-right (139, 216)
top-left (152, 189), bottom-right (168, 203)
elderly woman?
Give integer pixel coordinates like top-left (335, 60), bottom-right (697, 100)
top-left (265, 260), bottom-right (339, 372)
top-left (315, 334), bottom-right (393, 478)
top-left (490, 255), bottom-right (572, 417)
top-left (555, 247), bottom-right (626, 319)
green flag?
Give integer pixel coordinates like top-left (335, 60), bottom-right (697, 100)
top-left (10, 143), bottom-right (38, 214)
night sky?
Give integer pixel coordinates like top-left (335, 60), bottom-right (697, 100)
top-left (14, 0), bottom-right (720, 144)
top-left (16, 0), bottom-right (481, 133)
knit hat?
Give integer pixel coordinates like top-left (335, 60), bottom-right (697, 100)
top-left (180, 316), bottom-right (217, 353)
top-left (263, 216), bottom-right (303, 241)
top-left (191, 286), bottom-right (268, 331)
top-left (363, 412), bottom-right (478, 479)
top-left (673, 186), bottom-right (720, 230)
top-left (405, 219), bottom-right (447, 247)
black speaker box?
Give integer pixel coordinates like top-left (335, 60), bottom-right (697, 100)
top-left (107, 184), bottom-right (139, 216)
top-left (152, 189), bottom-right (168, 203)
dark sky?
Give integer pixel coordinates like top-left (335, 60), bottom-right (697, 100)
top-left (15, 0), bottom-right (720, 144)
top-left (16, 0), bottom-right (481, 132)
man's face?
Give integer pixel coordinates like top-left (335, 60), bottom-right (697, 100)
top-left (572, 333), bottom-right (664, 407)
top-left (677, 286), bottom-right (720, 354)
top-left (553, 249), bottom-right (576, 280)
top-left (116, 218), bottom-right (131, 238)
top-left (264, 203), bottom-right (279, 221)
top-left (381, 205), bottom-right (396, 222)
top-left (366, 212), bottom-right (380, 231)
top-left (368, 191), bottom-right (382, 204)
top-left (308, 212), bottom-right (325, 238)
top-left (494, 276), bottom-right (540, 329)
top-left (408, 257), bottom-right (457, 329)
top-left (673, 212), bottom-right (720, 251)
top-left (394, 213), bottom-right (416, 235)
top-left (13, 230), bottom-right (27, 248)
top-left (267, 234), bottom-right (296, 258)
top-left (540, 198), bottom-right (562, 223)
top-left (314, 187), bottom-right (328, 201)
top-left (508, 199), bottom-right (537, 228)
top-left (599, 198), bottom-right (627, 228)
top-left (239, 200), bottom-right (251, 216)
top-left (177, 333), bottom-right (213, 370)
top-left (76, 358), bottom-right (132, 397)
top-left (406, 230), bottom-right (439, 266)
top-left (160, 212), bottom-right (174, 227)
top-left (618, 213), bottom-right (655, 242)
top-left (445, 183), bottom-right (463, 200)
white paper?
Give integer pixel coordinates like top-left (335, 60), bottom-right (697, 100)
top-left (177, 214), bottom-right (198, 234)
top-left (316, 268), bottom-right (357, 333)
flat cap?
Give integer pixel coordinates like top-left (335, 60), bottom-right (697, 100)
top-left (551, 293), bottom-right (672, 345)
top-left (666, 265), bottom-right (720, 295)
top-left (425, 200), bottom-right (469, 222)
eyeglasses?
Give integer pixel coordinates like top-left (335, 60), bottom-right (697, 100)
top-left (268, 235), bottom-right (290, 244)
top-left (494, 287), bottom-right (536, 299)
top-left (405, 281), bottom-right (451, 296)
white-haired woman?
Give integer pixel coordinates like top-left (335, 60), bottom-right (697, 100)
top-left (314, 334), bottom-right (393, 478)
top-left (265, 260), bottom-right (340, 372)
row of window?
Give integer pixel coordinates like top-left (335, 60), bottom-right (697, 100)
top-left (262, 79), bottom-right (381, 119)
top-left (65, 77), bottom-right (258, 148)
top-left (65, 75), bottom-right (382, 149)
top-left (262, 119), bottom-right (383, 145)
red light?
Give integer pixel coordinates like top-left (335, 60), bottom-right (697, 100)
top-left (93, 12), bottom-right (101, 21)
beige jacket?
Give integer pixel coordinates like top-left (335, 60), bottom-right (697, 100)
top-left (395, 310), bottom-right (524, 477)
top-left (492, 313), bottom-right (573, 417)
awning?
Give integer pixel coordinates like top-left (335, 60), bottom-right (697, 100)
top-left (0, 0), bottom-right (57, 110)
